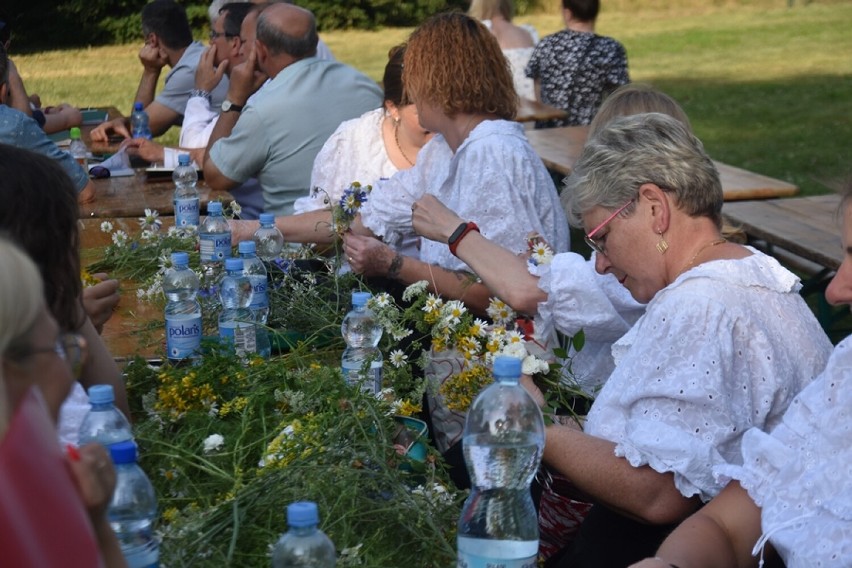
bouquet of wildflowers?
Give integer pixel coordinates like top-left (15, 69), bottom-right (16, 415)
top-left (369, 279), bottom-right (590, 424)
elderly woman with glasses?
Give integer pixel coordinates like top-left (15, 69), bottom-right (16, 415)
top-left (413, 112), bottom-right (832, 566)
top-left (0, 238), bottom-right (126, 567)
top-left (0, 144), bottom-right (129, 446)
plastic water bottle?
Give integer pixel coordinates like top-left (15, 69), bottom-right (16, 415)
top-left (253, 213), bottom-right (284, 262)
top-left (271, 501), bottom-right (336, 568)
top-left (162, 251), bottom-right (201, 364)
top-left (173, 154), bottom-right (200, 227)
top-left (69, 126), bottom-right (87, 169)
top-left (457, 356), bottom-right (545, 568)
top-left (130, 101), bottom-right (152, 139)
top-left (218, 257), bottom-right (256, 356)
top-left (108, 441), bottom-right (159, 568)
top-left (341, 291), bottom-right (383, 394)
top-left (199, 201), bottom-right (232, 307)
top-left (238, 241), bottom-right (271, 358)
top-left (78, 384), bottom-right (133, 449)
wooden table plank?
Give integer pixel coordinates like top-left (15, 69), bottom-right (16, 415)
top-left (525, 126), bottom-right (800, 201)
top-left (722, 194), bottom-right (842, 270)
top-left (79, 175), bottom-right (233, 219)
top-left (517, 98), bottom-right (569, 123)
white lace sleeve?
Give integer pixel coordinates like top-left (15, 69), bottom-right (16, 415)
top-left (302, 108), bottom-right (396, 215)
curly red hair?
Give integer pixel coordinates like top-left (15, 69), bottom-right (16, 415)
top-left (404, 12), bottom-right (517, 120)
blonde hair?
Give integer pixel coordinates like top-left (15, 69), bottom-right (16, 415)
top-left (0, 237), bottom-right (44, 437)
top-left (404, 12), bottom-right (517, 120)
top-left (589, 83), bottom-right (691, 137)
top-left (468, 0), bottom-right (515, 21)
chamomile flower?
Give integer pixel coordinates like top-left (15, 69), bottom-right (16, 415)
top-left (530, 241), bottom-right (554, 266)
top-left (389, 349), bottom-right (408, 368)
top-left (100, 220), bottom-right (114, 233)
top-left (371, 292), bottom-right (392, 309)
top-left (442, 300), bottom-right (467, 326)
top-left (111, 230), bottom-right (129, 247)
top-left (138, 208), bottom-right (162, 232)
top-left (486, 297), bottom-right (515, 325)
top-left (228, 200), bottom-right (242, 218)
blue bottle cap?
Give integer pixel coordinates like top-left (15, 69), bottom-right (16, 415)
top-left (238, 240), bottom-right (256, 254)
top-left (109, 440), bottom-right (138, 465)
top-left (88, 384), bottom-right (115, 404)
top-left (207, 201), bottom-right (223, 214)
top-left (351, 291), bottom-right (371, 307)
top-left (287, 501), bottom-right (319, 528)
top-left (493, 356), bottom-right (522, 380)
top-left (178, 154), bottom-right (191, 166)
top-left (171, 251), bottom-right (189, 267)
top-left (258, 212), bottom-right (275, 224)
top-left (225, 257), bottom-right (243, 272)
top-left (133, 101), bottom-right (144, 111)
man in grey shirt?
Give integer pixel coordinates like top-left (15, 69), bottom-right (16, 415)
top-left (91, 0), bottom-right (229, 142)
top-left (203, 3), bottom-right (382, 215)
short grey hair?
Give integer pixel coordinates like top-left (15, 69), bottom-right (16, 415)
top-left (564, 112), bottom-right (722, 228)
top-left (256, 7), bottom-right (318, 59)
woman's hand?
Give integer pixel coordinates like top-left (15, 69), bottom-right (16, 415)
top-left (82, 274), bottom-right (120, 334)
top-left (343, 232), bottom-right (395, 277)
top-left (411, 194), bottom-right (465, 243)
top-left (66, 443), bottom-right (117, 522)
top-left (229, 219), bottom-right (261, 244)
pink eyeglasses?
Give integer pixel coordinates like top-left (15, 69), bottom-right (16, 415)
top-left (584, 199), bottom-right (634, 256)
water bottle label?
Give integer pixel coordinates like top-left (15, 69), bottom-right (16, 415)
top-left (342, 360), bottom-right (382, 394)
top-left (220, 322), bottom-right (257, 356)
top-left (200, 233), bottom-right (232, 262)
top-left (457, 537), bottom-right (538, 568)
top-left (175, 197), bottom-right (200, 227)
top-left (248, 275), bottom-right (268, 310)
top-left (166, 314), bottom-right (201, 359)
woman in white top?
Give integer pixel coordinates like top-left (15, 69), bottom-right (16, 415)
top-left (631, 183), bottom-right (852, 568)
top-left (228, 44), bottom-right (432, 243)
top-left (413, 113), bottom-right (831, 566)
top-left (469, 0), bottom-right (538, 100)
top-left (293, 44), bottom-right (431, 214)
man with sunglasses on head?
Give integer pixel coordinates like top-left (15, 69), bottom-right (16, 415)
top-left (91, 0), bottom-right (230, 143)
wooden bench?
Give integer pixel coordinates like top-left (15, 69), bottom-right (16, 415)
top-left (525, 126), bottom-right (800, 201)
top-left (722, 194), bottom-right (844, 331)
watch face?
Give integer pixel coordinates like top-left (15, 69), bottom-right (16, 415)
top-left (222, 100), bottom-right (232, 112)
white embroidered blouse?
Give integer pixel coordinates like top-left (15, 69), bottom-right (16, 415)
top-left (360, 119), bottom-right (570, 272)
top-left (715, 336), bottom-right (852, 567)
top-left (583, 250), bottom-right (833, 502)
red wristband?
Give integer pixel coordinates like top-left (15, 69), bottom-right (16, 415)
top-left (447, 221), bottom-right (480, 257)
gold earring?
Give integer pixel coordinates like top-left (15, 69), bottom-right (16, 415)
top-left (656, 230), bottom-right (669, 254)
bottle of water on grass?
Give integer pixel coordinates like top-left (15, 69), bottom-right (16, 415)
top-left (108, 441), bottom-right (159, 568)
top-left (162, 251), bottom-right (201, 364)
top-left (218, 257), bottom-right (256, 356)
top-left (173, 154), bottom-right (199, 227)
top-left (341, 291), bottom-right (383, 394)
top-left (238, 240), bottom-right (271, 358)
top-left (78, 384), bottom-right (133, 449)
top-left (457, 356), bottom-right (545, 568)
top-left (271, 501), bottom-right (336, 568)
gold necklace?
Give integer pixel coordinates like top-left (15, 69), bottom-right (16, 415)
top-left (679, 238), bottom-right (726, 276)
top-left (394, 120), bottom-right (415, 167)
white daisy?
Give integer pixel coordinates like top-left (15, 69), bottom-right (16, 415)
top-left (100, 220), bottom-right (114, 233)
top-left (138, 208), bottom-right (162, 232)
top-left (389, 349), bottom-right (408, 368)
top-left (111, 230), bottom-right (129, 247)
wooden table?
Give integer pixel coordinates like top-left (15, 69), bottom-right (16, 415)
top-left (80, 217), bottom-right (172, 361)
top-left (526, 126), bottom-right (800, 201)
top-left (79, 175), bottom-right (233, 219)
top-left (722, 194), bottom-right (842, 272)
top-left (517, 98), bottom-right (569, 123)
top-left (722, 194), bottom-right (843, 330)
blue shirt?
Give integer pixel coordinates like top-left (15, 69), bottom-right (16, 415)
top-left (0, 105), bottom-right (89, 193)
top-left (210, 57), bottom-right (383, 215)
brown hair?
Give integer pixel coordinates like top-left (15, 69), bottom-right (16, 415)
top-left (382, 44), bottom-right (407, 107)
top-left (404, 12), bottom-right (517, 120)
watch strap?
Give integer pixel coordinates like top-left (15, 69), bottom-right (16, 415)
top-left (448, 221), bottom-right (480, 256)
top-left (222, 100), bottom-right (244, 113)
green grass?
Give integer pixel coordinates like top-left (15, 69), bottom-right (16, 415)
top-left (14, 1), bottom-right (852, 195)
